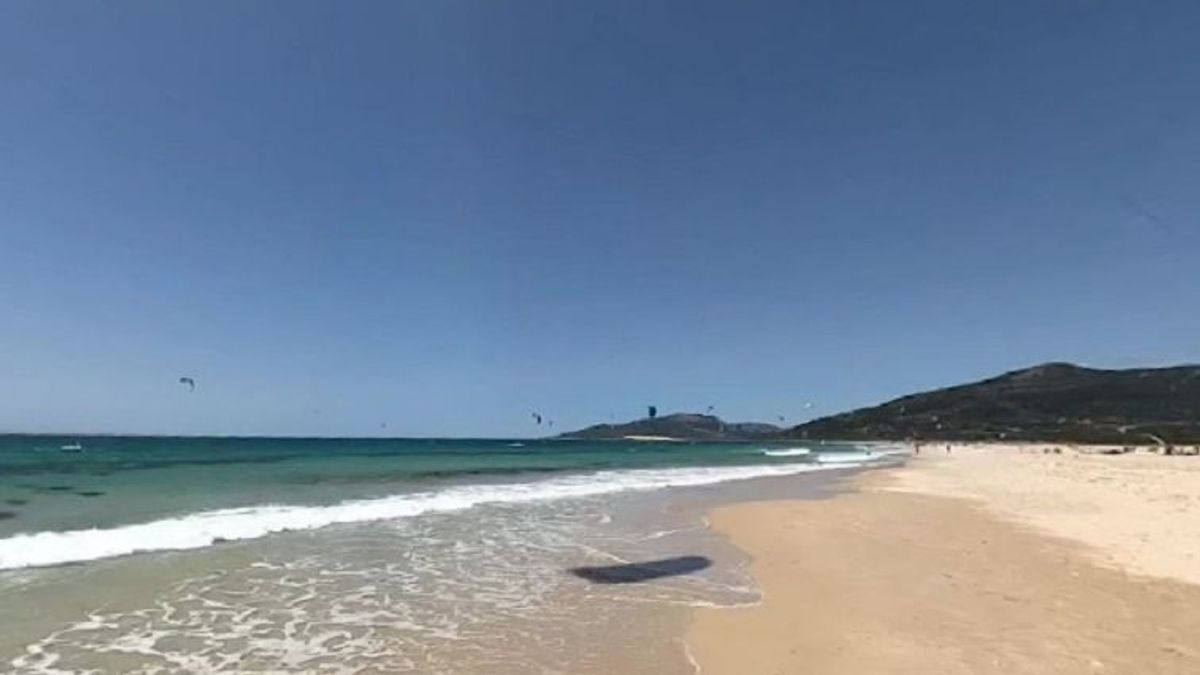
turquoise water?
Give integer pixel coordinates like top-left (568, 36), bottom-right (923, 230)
top-left (0, 435), bottom-right (896, 673)
top-left (0, 435), bottom-right (876, 567)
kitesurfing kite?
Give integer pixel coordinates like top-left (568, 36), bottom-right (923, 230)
top-left (179, 377), bottom-right (196, 392)
top-left (531, 412), bottom-right (543, 425)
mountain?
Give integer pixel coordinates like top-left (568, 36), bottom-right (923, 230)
top-left (559, 413), bottom-right (781, 441)
top-left (787, 362), bottom-right (1200, 443)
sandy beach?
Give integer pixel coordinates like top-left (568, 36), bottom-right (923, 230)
top-left (689, 444), bottom-right (1200, 674)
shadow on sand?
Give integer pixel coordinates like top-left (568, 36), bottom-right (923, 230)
top-left (569, 555), bottom-right (712, 584)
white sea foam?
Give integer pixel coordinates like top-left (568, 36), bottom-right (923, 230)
top-left (814, 449), bottom-right (903, 464)
top-left (762, 447), bottom-right (811, 457)
top-left (0, 461), bottom-right (860, 570)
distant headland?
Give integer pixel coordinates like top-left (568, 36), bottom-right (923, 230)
top-left (559, 363), bottom-right (1200, 444)
top-left (558, 413), bottom-right (782, 442)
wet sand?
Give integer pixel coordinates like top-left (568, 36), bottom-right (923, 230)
top-left (0, 467), bottom-right (851, 674)
top-left (689, 446), bottom-right (1200, 674)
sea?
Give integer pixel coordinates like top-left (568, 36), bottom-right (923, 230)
top-left (0, 435), bottom-right (900, 673)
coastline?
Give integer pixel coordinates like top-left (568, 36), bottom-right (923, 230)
top-left (0, 438), bottom-right (866, 673)
top-left (688, 444), bottom-right (1200, 673)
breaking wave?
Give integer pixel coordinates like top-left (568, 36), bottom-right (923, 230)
top-left (0, 460), bottom-right (868, 570)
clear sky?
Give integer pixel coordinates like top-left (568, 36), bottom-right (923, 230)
top-left (2, 1), bottom-right (1197, 437)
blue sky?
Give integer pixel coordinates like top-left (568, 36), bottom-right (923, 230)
top-left (2, 1), bottom-right (1197, 436)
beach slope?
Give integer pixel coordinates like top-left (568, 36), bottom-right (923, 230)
top-left (689, 446), bottom-right (1200, 674)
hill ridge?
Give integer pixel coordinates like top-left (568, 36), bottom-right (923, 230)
top-left (787, 362), bottom-right (1200, 443)
top-left (558, 413), bottom-right (781, 441)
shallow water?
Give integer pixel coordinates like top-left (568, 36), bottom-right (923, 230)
top-left (0, 436), bottom-right (896, 673)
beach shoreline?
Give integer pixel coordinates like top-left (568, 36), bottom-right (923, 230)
top-left (688, 443), bottom-right (1200, 673)
top-left (0, 436), bottom-right (871, 673)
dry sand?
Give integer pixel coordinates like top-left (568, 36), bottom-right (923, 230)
top-left (688, 445), bottom-right (1200, 674)
top-left (886, 443), bottom-right (1200, 583)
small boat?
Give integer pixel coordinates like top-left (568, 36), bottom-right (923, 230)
top-left (60, 442), bottom-right (84, 453)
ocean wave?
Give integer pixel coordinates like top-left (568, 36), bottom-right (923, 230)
top-left (761, 447), bottom-right (811, 457)
top-left (0, 461), bottom-right (859, 570)
top-left (813, 450), bottom-right (902, 464)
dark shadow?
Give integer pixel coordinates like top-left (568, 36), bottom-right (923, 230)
top-left (569, 555), bottom-right (712, 584)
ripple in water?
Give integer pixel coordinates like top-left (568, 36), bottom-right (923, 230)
top-left (7, 494), bottom-right (757, 674)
